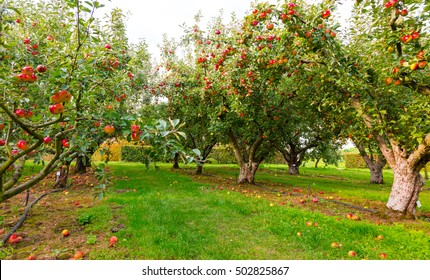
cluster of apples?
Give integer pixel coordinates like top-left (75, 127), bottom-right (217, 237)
top-left (16, 65), bottom-right (46, 83)
top-left (49, 90), bottom-right (72, 115)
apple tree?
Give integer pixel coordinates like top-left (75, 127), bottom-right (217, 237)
top-left (297, 0), bottom-right (429, 214)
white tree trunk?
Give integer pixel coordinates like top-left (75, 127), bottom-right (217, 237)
top-left (238, 162), bottom-right (260, 184)
top-left (386, 161), bottom-right (424, 214)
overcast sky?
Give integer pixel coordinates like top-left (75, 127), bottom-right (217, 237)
top-left (98, 0), bottom-right (352, 59)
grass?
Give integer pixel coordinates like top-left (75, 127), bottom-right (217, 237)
top-left (83, 162), bottom-right (430, 260)
top-left (1, 161), bottom-right (429, 260)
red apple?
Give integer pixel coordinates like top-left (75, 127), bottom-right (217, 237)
top-left (280, 13), bottom-right (288, 21)
top-left (8, 234), bottom-right (23, 244)
top-left (0, 139), bottom-right (6, 146)
top-left (348, 251), bottom-right (357, 257)
top-left (15, 19), bottom-right (21, 23)
top-left (418, 60), bottom-right (427, 68)
top-left (312, 197), bottom-right (319, 203)
top-left (46, 35), bottom-right (54, 41)
top-left (215, 30), bottom-right (221, 35)
top-left (62, 229), bottom-right (70, 237)
top-left (331, 242), bottom-right (341, 248)
top-left (51, 90), bottom-right (72, 103)
top-left (417, 50), bottom-right (425, 59)
top-left (49, 103), bottom-right (64, 114)
top-left (322, 10), bottom-right (331, 19)
top-left (288, 3), bottom-right (297, 9)
top-left (379, 252), bottom-right (387, 259)
top-left (74, 201), bottom-right (80, 206)
top-left (401, 34), bottom-right (412, 43)
top-left (410, 63), bottom-right (419, 71)
top-left (17, 140), bottom-right (28, 150)
top-left (411, 31), bottom-right (419, 40)
top-left (27, 255), bottom-right (37, 260)
top-left (385, 77), bottom-right (393, 84)
top-left (400, 9), bottom-right (408, 16)
top-left (131, 124), bottom-right (140, 133)
top-left (259, 12), bottom-right (267, 19)
top-left (0, 123), bottom-right (4, 130)
top-left (61, 139), bottom-right (70, 148)
top-left (104, 44), bottom-right (111, 49)
top-left (288, 9), bottom-right (295, 15)
top-left (43, 136), bottom-right (52, 144)
top-left (266, 23), bottom-right (274, 30)
top-left (109, 236), bottom-right (118, 247)
top-left (22, 66), bottom-right (34, 75)
top-left (104, 125), bottom-right (115, 134)
top-left (23, 38), bottom-right (31, 44)
top-left (36, 65), bottom-right (47, 73)
top-left (73, 251), bottom-right (84, 259)
top-left (94, 121), bottom-right (100, 127)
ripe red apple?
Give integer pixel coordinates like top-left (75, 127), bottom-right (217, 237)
top-left (62, 229), bottom-right (70, 237)
top-left (8, 234), bottom-right (23, 244)
top-left (23, 37), bottom-right (31, 44)
top-left (49, 103), bottom-right (64, 114)
top-left (17, 140), bottom-right (28, 150)
top-left (266, 23), bottom-right (274, 30)
top-left (312, 197), bottom-right (319, 203)
top-left (348, 251), bottom-right (357, 257)
top-left (15, 19), bottom-right (21, 23)
top-left (104, 44), bottom-right (111, 49)
top-left (74, 201), bottom-right (80, 206)
top-left (51, 90), bottom-right (72, 103)
top-left (0, 123), bottom-right (4, 130)
top-left (280, 13), bottom-right (288, 21)
top-left (322, 10), bottom-right (331, 19)
top-left (104, 125), bottom-right (115, 134)
top-left (401, 34), bottom-right (412, 43)
top-left (61, 139), bottom-right (70, 148)
top-left (0, 139), bottom-right (6, 146)
top-left (46, 35), bottom-right (54, 41)
top-left (400, 9), bottom-right (408, 16)
top-left (411, 31), bottom-right (419, 40)
top-left (306, 221), bottom-right (313, 226)
top-left (22, 66), bottom-right (34, 75)
top-left (346, 213), bottom-right (353, 219)
top-left (94, 121), bottom-right (100, 127)
top-left (418, 60), bottom-right (427, 68)
top-left (73, 251), bottom-right (84, 259)
top-left (385, 77), bottom-right (393, 84)
top-left (379, 252), bottom-right (387, 259)
top-left (330, 31), bottom-right (336, 38)
top-left (288, 10), bottom-right (295, 15)
top-left (109, 236), bottom-right (118, 247)
top-left (410, 63), bottom-right (419, 71)
top-left (259, 12), bottom-right (267, 19)
top-left (36, 65), bottom-right (47, 73)
top-left (417, 50), bottom-right (425, 59)
top-left (27, 255), bottom-right (37, 260)
top-left (131, 124), bottom-right (140, 133)
top-left (43, 136), bottom-right (52, 144)
top-left (288, 3), bottom-right (297, 9)
top-left (215, 30), bottom-right (221, 35)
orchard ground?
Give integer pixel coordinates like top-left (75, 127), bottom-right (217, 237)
top-left (0, 162), bottom-right (429, 260)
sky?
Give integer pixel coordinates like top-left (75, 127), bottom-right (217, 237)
top-left (98, 0), bottom-right (353, 60)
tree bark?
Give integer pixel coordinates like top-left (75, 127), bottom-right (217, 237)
top-left (173, 153), bottom-right (180, 169)
top-left (356, 143), bottom-right (386, 184)
top-left (386, 162), bottom-right (424, 215)
top-left (54, 164), bottom-right (70, 189)
top-left (287, 161), bottom-right (300, 175)
top-left (238, 161), bottom-right (260, 184)
top-left (74, 154), bottom-right (91, 174)
top-left (195, 164), bottom-right (203, 175)
top-left (314, 158), bottom-right (320, 168)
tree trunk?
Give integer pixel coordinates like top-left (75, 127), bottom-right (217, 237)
top-left (287, 162), bottom-right (300, 175)
top-left (195, 164), bottom-right (203, 175)
top-left (173, 153), bottom-right (180, 169)
top-left (238, 161), bottom-right (260, 184)
top-left (370, 166), bottom-right (384, 184)
top-left (74, 155), bottom-right (91, 174)
top-left (54, 164), bottom-right (70, 189)
top-left (386, 161), bottom-right (424, 215)
top-left (314, 158), bottom-right (320, 169)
